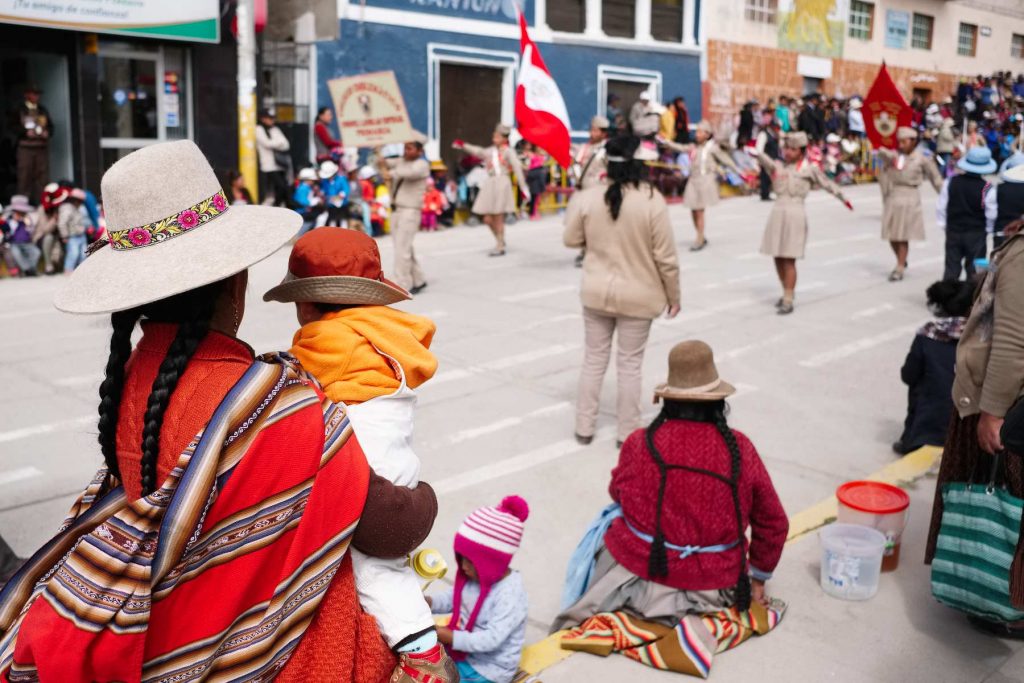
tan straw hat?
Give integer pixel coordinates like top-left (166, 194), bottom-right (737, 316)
top-left (54, 140), bottom-right (300, 314)
top-left (653, 340), bottom-right (736, 402)
top-left (263, 227), bottom-right (410, 306)
top-left (495, 123), bottom-right (512, 137)
top-left (896, 126), bottom-right (919, 141)
top-left (695, 120), bottom-right (713, 135)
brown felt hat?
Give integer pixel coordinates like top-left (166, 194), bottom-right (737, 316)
top-left (263, 227), bottom-right (410, 305)
top-left (654, 340), bottom-right (736, 402)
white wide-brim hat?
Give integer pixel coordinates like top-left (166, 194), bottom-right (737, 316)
top-left (55, 140), bottom-right (301, 314)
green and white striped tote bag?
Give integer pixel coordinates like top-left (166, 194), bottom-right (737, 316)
top-left (931, 483), bottom-right (1024, 622)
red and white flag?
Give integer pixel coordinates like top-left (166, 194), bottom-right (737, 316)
top-left (863, 63), bottom-right (911, 150)
top-left (515, 12), bottom-right (571, 168)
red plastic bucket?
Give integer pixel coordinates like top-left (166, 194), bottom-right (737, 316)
top-left (836, 481), bottom-right (910, 572)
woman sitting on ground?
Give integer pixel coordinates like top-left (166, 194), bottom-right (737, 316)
top-left (553, 341), bottom-right (788, 675)
top-left (894, 279), bottom-right (974, 455)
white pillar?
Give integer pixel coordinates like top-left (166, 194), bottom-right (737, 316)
top-left (585, 0), bottom-right (603, 37)
top-left (236, 0), bottom-right (258, 201)
top-left (535, 0), bottom-right (547, 30)
top-left (636, 0), bottom-right (652, 41)
top-left (683, 0), bottom-right (696, 46)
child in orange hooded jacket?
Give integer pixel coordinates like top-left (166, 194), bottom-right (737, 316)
top-left (264, 228), bottom-right (455, 683)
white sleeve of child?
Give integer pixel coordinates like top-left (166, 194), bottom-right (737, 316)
top-left (344, 400), bottom-right (421, 487)
top-left (351, 549), bottom-right (435, 649)
top-left (450, 582), bottom-right (528, 654)
top-left (429, 587), bottom-right (454, 615)
top-left (935, 179), bottom-right (950, 229)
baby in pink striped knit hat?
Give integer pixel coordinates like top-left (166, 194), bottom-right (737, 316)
top-left (427, 496), bottom-right (530, 683)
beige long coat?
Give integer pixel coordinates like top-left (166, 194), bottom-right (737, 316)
top-left (462, 143), bottom-right (528, 216)
top-left (563, 184), bottom-right (681, 320)
top-left (753, 152), bottom-right (846, 259)
top-left (953, 233), bottom-right (1024, 418)
top-left (877, 148), bottom-right (943, 242)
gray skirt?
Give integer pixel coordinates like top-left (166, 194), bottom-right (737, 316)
top-left (550, 545), bottom-right (735, 633)
top-left (472, 173), bottom-right (516, 216)
top-left (759, 197), bottom-right (809, 259)
top-left (882, 185), bottom-right (926, 242)
top-left (683, 173), bottom-right (720, 210)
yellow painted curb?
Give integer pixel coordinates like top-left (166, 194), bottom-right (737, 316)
top-left (786, 445), bottom-right (942, 545)
top-left (520, 631), bottom-right (574, 676)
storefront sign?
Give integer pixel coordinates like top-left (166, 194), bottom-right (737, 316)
top-left (327, 71), bottom-right (416, 148)
top-left (365, 0), bottom-right (533, 23)
top-left (0, 0), bottom-right (220, 43)
top-left (885, 10), bottom-right (910, 49)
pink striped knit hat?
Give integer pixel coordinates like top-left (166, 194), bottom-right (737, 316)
top-left (450, 495), bottom-right (530, 633)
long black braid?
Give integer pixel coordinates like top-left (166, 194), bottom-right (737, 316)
top-left (643, 399), bottom-right (752, 611)
top-left (97, 309), bottom-right (143, 479)
top-left (604, 135), bottom-right (653, 221)
top-left (138, 287), bottom-right (219, 495)
top-left (95, 282), bottom-right (223, 495)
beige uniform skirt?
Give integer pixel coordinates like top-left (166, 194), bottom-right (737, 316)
top-left (472, 174), bottom-right (516, 216)
top-left (683, 174), bottom-right (720, 211)
top-left (882, 185), bottom-right (926, 242)
top-left (760, 197), bottom-right (808, 259)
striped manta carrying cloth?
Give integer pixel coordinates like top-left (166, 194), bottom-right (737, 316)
top-left (560, 600), bottom-right (785, 679)
top-left (0, 354), bottom-right (369, 682)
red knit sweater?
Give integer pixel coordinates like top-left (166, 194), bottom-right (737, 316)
top-left (605, 420), bottom-right (789, 591)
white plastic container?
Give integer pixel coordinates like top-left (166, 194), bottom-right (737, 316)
top-left (819, 523), bottom-right (886, 601)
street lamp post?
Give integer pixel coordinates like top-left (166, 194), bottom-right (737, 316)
top-left (236, 0), bottom-right (259, 202)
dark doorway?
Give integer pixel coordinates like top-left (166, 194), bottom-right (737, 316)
top-left (439, 63), bottom-right (503, 171)
top-left (606, 79), bottom-right (651, 133)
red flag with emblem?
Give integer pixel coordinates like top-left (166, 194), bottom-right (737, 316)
top-left (515, 11), bottom-right (572, 168)
top-left (863, 63), bottom-right (911, 150)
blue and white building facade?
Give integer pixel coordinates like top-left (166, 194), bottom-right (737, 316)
top-left (316, 0), bottom-right (703, 161)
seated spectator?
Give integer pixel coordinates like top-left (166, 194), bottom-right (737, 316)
top-left (554, 341), bottom-right (788, 676)
top-left (895, 280), bottom-right (975, 455)
top-left (319, 160), bottom-right (350, 226)
top-left (293, 167), bottom-right (324, 234)
top-left (59, 188), bottom-right (88, 273)
top-left (226, 170), bottom-right (254, 205)
top-left (3, 195), bottom-right (40, 277)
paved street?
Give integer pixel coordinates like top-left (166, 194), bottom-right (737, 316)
top-left (1, 183), bottom-right (1022, 681)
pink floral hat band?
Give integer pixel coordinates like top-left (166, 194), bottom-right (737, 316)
top-left (107, 190), bottom-right (229, 251)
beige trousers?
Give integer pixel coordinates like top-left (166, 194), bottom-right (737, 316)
top-left (392, 207), bottom-right (425, 290)
top-left (575, 307), bottom-right (653, 442)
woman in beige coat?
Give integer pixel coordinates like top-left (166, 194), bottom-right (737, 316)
top-left (454, 123), bottom-right (530, 256)
top-left (662, 120), bottom-right (740, 251)
top-left (750, 132), bottom-right (852, 315)
top-left (564, 135), bottom-right (681, 446)
top-left (877, 127), bottom-right (944, 281)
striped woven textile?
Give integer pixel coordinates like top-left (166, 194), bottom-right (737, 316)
top-left (932, 484), bottom-right (1024, 622)
top-left (560, 600), bottom-right (785, 679)
top-left (0, 354), bottom-right (370, 682)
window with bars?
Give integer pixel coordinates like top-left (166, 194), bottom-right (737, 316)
top-left (652, 0), bottom-right (683, 42)
top-left (1013, 34), bottom-right (1024, 59)
top-left (911, 13), bottom-right (933, 50)
top-left (848, 1), bottom-right (873, 40)
top-left (548, 0), bottom-right (585, 33)
top-left (744, 0), bottom-right (777, 24)
top-left (958, 22), bottom-right (978, 57)
top-left (602, 0), bottom-right (636, 38)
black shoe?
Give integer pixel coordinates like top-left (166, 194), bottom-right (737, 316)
top-left (574, 433), bottom-right (593, 446)
top-left (777, 302), bottom-right (794, 315)
top-left (574, 253), bottom-right (585, 268)
top-left (967, 615), bottom-right (1024, 640)
top-left (616, 440), bottom-right (624, 449)
top-left (689, 239), bottom-right (708, 252)
top-left (410, 282), bottom-right (428, 295)
top-left (488, 249), bottom-right (506, 257)
top-left (892, 440), bottom-right (913, 455)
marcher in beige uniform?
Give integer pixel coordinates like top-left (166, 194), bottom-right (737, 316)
top-left (381, 130), bottom-right (430, 294)
top-left (750, 132), bottom-right (852, 315)
top-left (564, 135), bottom-right (681, 446)
top-left (454, 123), bottom-right (530, 256)
top-left (570, 116), bottom-right (611, 267)
top-left (877, 126), bottom-right (944, 282)
top-left (662, 120), bottom-right (741, 251)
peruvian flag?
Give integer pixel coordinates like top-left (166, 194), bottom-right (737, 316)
top-left (515, 11), bottom-right (572, 168)
top-left (863, 63), bottom-right (911, 150)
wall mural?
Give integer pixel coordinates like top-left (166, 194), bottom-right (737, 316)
top-left (777, 0), bottom-right (848, 59)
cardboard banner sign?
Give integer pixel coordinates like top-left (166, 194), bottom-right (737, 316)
top-left (327, 71), bottom-right (415, 148)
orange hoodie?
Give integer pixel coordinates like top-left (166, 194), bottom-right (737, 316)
top-left (290, 306), bottom-right (437, 405)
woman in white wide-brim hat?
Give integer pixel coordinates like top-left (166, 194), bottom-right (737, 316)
top-left (661, 120), bottom-right (741, 251)
top-left (876, 126), bottom-right (944, 281)
top-left (749, 131), bottom-right (852, 315)
top-left (453, 123), bottom-right (530, 256)
top-left (0, 141), bottom-right (440, 682)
